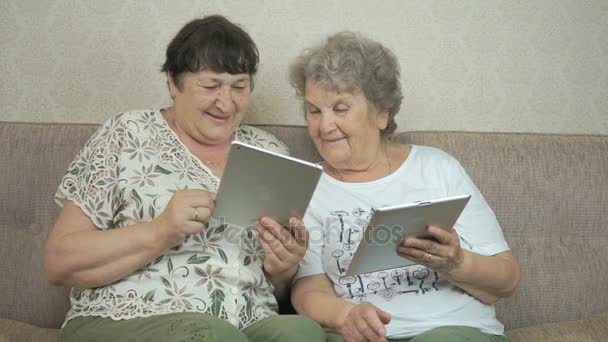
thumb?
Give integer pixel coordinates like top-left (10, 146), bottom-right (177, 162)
top-left (377, 308), bottom-right (391, 324)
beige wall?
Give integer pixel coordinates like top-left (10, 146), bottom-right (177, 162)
top-left (1, 0), bottom-right (607, 134)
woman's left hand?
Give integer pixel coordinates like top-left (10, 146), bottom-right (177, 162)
top-left (254, 216), bottom-right (309, 276)
top-left (397, 225), bottom-right (464, 274)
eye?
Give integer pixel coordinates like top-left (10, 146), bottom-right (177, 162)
top-left (306, 107), bottom-right (321, 115)
top-left (202, 85), bottom-right (218, 90)
top-left (335, 105), bottom-right (349, 113)
top-left (231, 84), bottom-right (247, 91)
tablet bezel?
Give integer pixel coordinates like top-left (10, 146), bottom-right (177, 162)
top-left (345, 194), bottom-right (471, 276)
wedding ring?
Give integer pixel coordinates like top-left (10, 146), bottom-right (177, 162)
top-left (193, 209), bottom-right (199, 221)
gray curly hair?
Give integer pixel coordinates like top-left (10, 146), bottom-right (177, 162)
top-left (289, 31), bottom-right (403, 136)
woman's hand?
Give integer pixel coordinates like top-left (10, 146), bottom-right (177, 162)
top-left (397, 225), bottom-right (464, 274)
top-left (152, 189), bottom-right (216, 248)
top-left (337, 302), bottom-right (391, 342)
top-left (254, 216), bottom-right (308, 276)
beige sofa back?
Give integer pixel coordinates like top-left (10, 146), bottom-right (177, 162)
top-left (1, 121), bottom-right (607, 330)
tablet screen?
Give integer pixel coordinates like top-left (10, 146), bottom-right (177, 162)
top-left (213, 141), bottom-right (323, 228)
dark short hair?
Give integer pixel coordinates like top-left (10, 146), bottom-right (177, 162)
top-left (161, 15), bottom-right (259, 89)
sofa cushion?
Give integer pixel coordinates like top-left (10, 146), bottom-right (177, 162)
top-left (495, 236), bottom-right (608, 329)
top-left (0, 123), bottom-right (98, 328)
top-left (505, 310), bottom-right (608, 342)
top-left (255, 125), bottom-right (322, 162)
top-left (0, 318), bottom-right (59, 342)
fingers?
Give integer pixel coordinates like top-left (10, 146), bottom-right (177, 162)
top-left (399, 226), bottom-right (457, 257)
top-left (346, 304), bottom-right (388, 342)
top-left (426, 225), bottom-right (454, 245)
top-left (255, 221), bottom-right (291, 260)
top-left (398, 239), bottom-right (444, 259)
top-left (182, 189), bottom-right (217, 201)
top-left (258, 237), bottom-right (289, 274)
top-left (256, 217), bottom-right (308, 254)
top-left (289, 217), bottom-right (309, 248)
top-left (183, 220), bottom-right (207, 234)
top-left (354, 314), bottom-right (383, 341)
top-left (180, 190), bottom-right (216, 211)
top-left (343, 327), bottom-right (365, 342)
top-left (364, 307), bottom-right (388, 337)
top-left (397, 226), bottom-right (465, 272)
top-left (169, 190), bottom-right (216, 223)
top-left (257, 217), bottom-right (293, 245)
top-left (190, 207), bottom-right (212, 222)
top-left (377, 308), bottom-right (391, 325)
top-left (396, 245), bottom-right (439, 266)
top-left (256, 217), bottom-right (310, 275)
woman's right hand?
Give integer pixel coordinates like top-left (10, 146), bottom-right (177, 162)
top-left (337, 302), bottom-right (391, 342)
top-left (152, 189), bottom-right (216, 248)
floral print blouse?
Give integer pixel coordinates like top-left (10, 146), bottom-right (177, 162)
top-left (54, 109), bottom-right (289, 328)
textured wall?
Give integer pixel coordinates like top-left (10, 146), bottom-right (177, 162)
top-left (1, 0), bottom-right (607, 134)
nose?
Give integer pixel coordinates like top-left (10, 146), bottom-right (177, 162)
top-left (319, 112), bottom-right (337, 134)
top-left (215, 86), bottom-right (235, 113)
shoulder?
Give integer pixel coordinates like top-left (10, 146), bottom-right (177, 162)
top-left (98, 109), bottom-right (165, 137)
top-left (409, 145), bottom-right (461, 167)
top-left (400, 145), bottom-right (469, 182)
top-left (83, 109), bottom-right (163, 153)
top-left (106, 109), bottom-right (162, 129)
top-left (95, 109), bottom-right (147, 131)
top-left (236, 125), bottom-right (290, 155)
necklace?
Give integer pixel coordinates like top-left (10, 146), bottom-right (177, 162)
top-left (385, 141), bottom-right (392, 175)
top-left (202, 158), bottom-right (220, 167)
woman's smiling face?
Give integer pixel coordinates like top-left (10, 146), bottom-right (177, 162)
top-left (304, 79), bottom-right (388, 171)
top-left (169, 69), bottom-right (251, 145)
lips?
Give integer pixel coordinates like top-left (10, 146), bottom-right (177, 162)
top-left (205, 111), bottom-right (230, 122)
top-left (322, 137), bottom-right (346, 143)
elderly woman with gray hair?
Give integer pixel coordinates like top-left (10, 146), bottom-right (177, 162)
top-left (290, 32), bottom-right (521, 342)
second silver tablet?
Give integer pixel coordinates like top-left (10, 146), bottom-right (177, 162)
top-left (346, 194), bottom-right (471, 276)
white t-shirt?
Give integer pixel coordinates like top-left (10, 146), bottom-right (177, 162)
top-left (297, 145), bottom-right (509, 338)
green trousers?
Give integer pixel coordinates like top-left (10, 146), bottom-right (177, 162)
top-left (60, 313), bottom-right (326, 342)
top-left (327, 326), bottom-right (508, 342)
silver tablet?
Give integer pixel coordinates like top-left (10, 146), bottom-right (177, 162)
top-left (212, 141), bottom-right (323, 228)
top-left (345, 194), bottom-right (471, 276)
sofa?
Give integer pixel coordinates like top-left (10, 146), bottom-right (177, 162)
top-left (1, 120), bottom-right (607, 342)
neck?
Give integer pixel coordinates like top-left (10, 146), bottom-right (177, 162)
top-left (162, 107), bottom-right (232, 175)
top-left (326, 141), bottom-right (392, 183)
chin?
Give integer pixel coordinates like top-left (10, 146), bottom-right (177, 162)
top-left (321, 151), bottom-right (349, 168)
top-left (200, 125), bottom-right (234, 143)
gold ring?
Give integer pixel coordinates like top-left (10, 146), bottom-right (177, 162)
top-left (193, 209), bottom-right (199, 221)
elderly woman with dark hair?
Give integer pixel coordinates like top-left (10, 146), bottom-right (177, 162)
top-left (44, 15), bottom-right (325, 342)
top-left (290, 32), bottom-right (521, 342)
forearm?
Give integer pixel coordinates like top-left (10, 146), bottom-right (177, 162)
top-left (292, 286), bottom-right (354, 330)
top-left (45, 222), bottom-right (168, 288)
top-left (268, 265), bottom-right (298, 301)
top-left (444, 250), bottom-right (520, 304)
